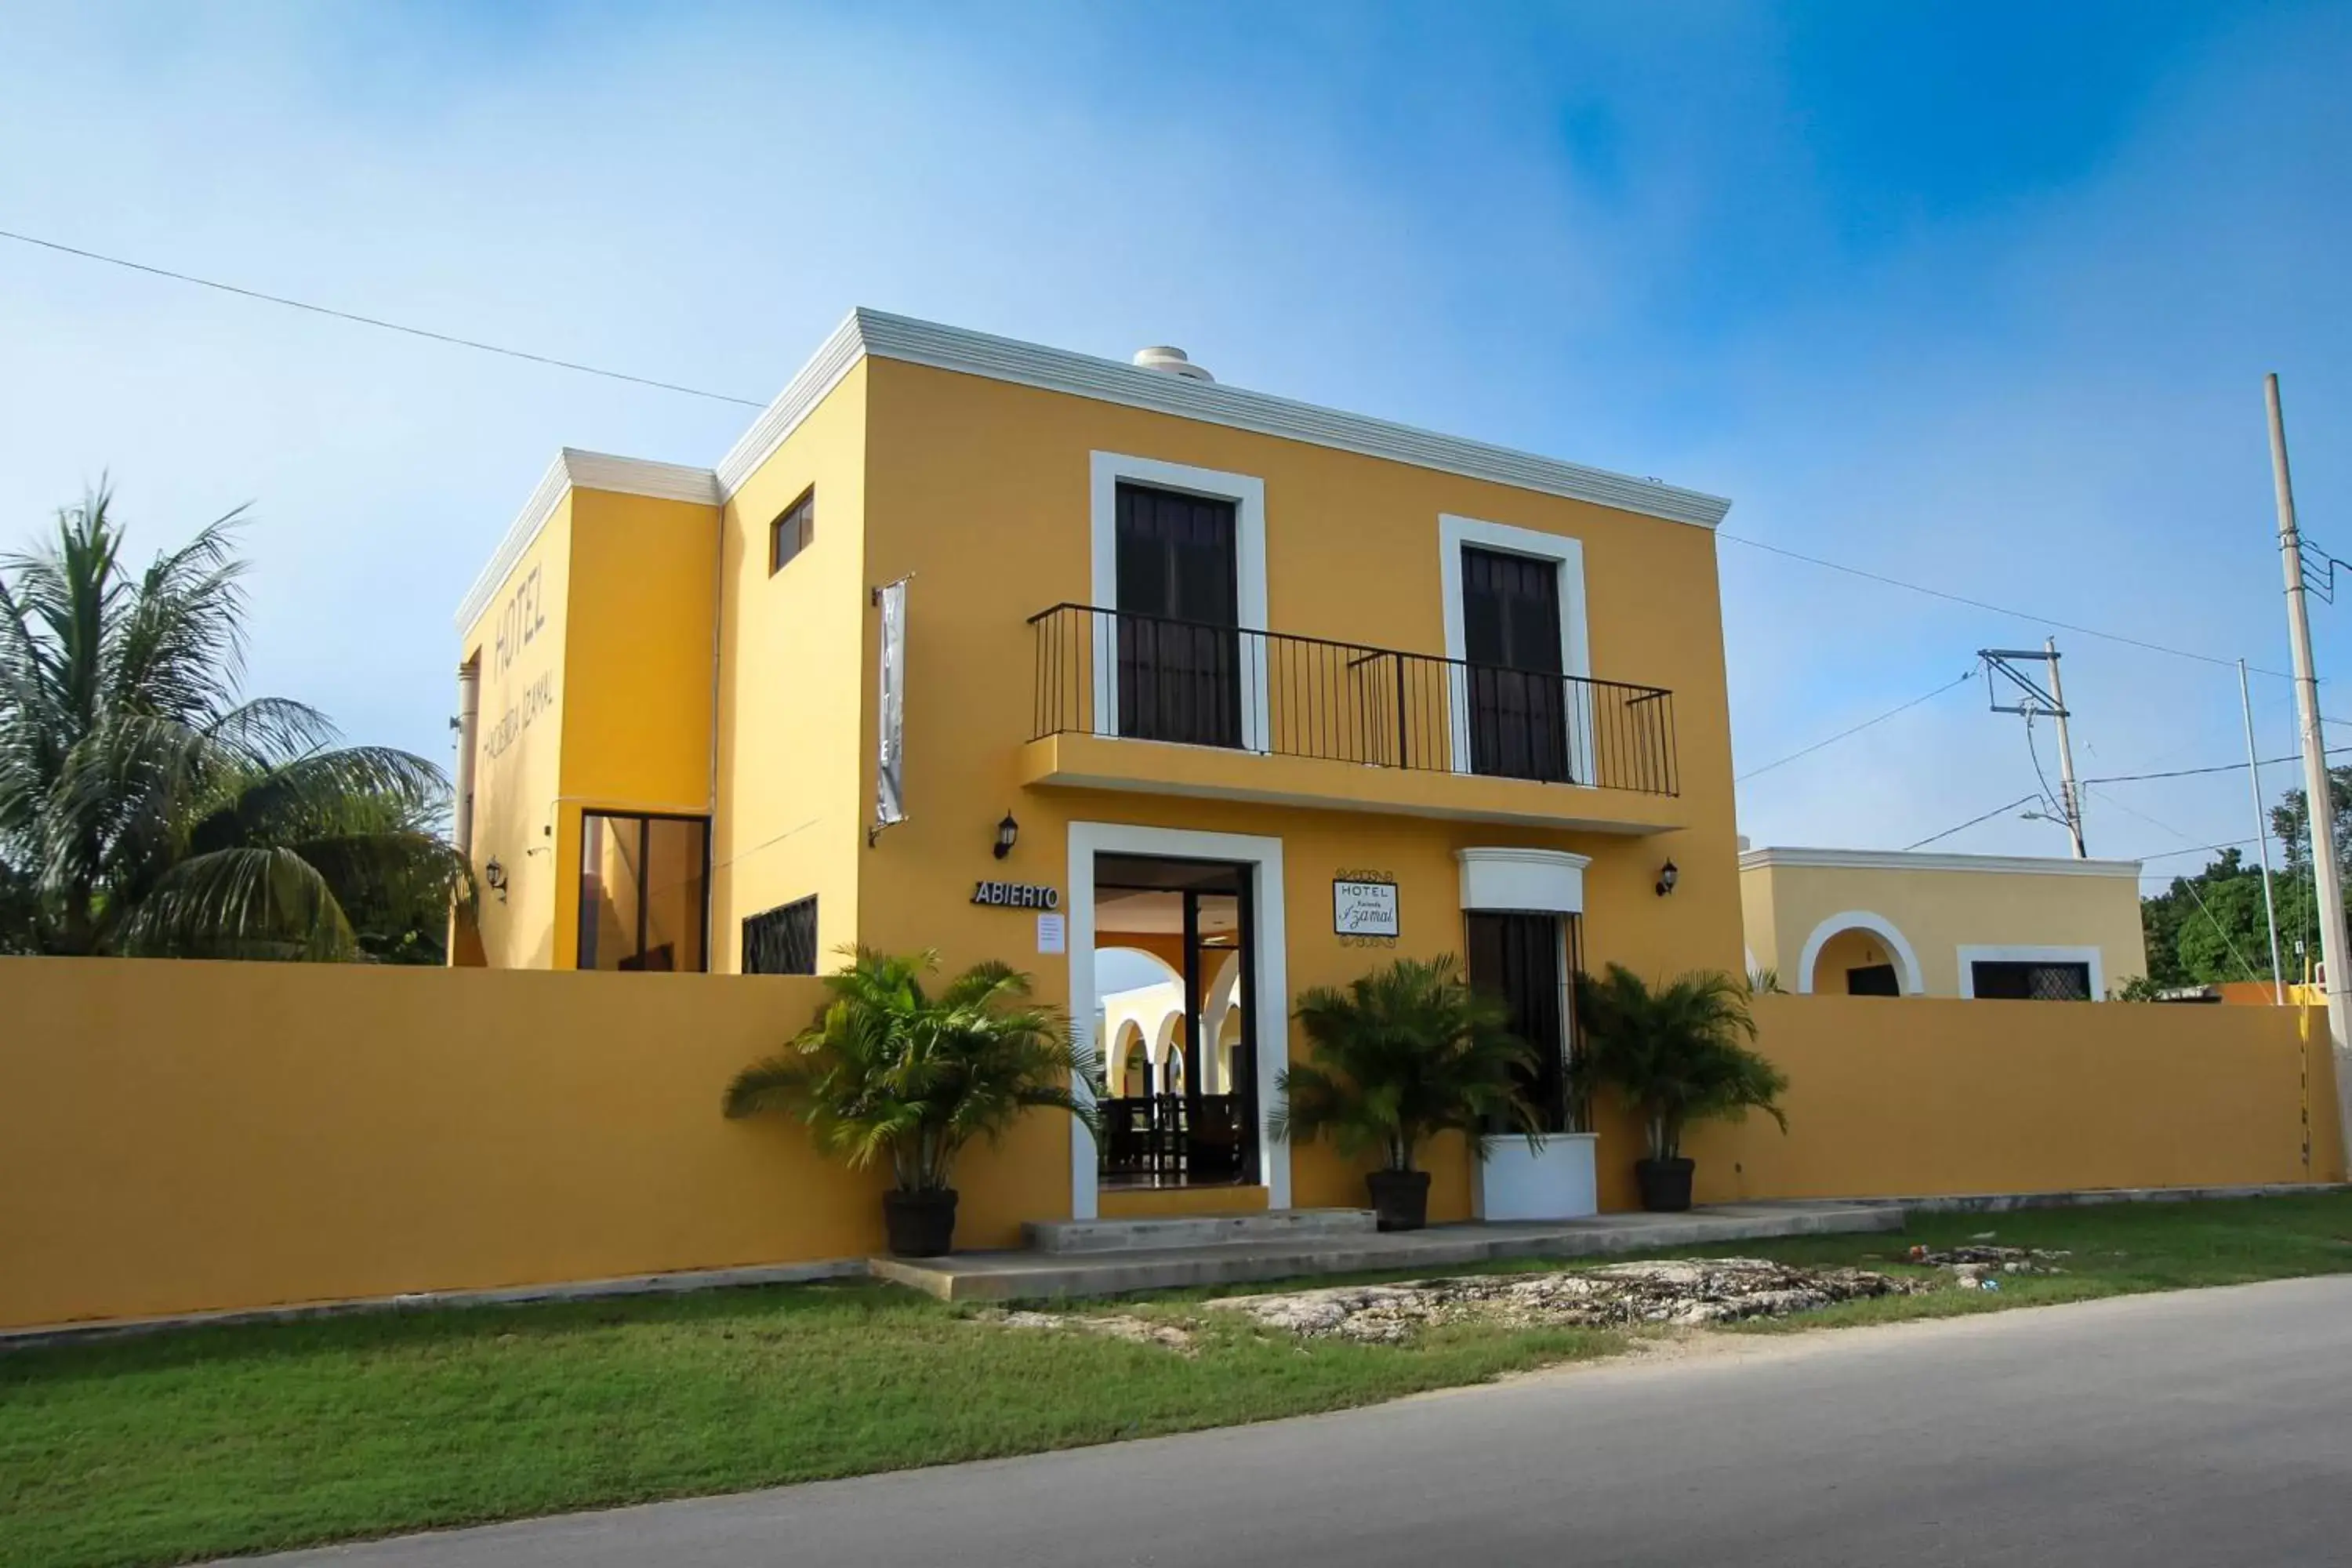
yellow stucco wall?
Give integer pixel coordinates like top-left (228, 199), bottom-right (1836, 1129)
top-left (1742, 854), bottom-right (2149, 997)
top-left (2, 962), bottom-right (2331, 1332)
top-left (0, 958), bottom-right (858, 1332)
top-left (455, 487), bottom-right (722, 968)
top-left (1687, 993), bottom-right (2342, 1201)
top-left (709, 362), bottom-right (871, 973)
top-left (848, 357), bottom-right (1745, 1230)
top-left (457, 498), bottom-right (572, 970)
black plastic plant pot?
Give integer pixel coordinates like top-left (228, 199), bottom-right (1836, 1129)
top-left (1365, 1168), bottom-right (1432, 1232)
top-left (1635, 1157), bottom-right (1696, 1213)
top-left (883, 1188), bottom-right (959, 1257)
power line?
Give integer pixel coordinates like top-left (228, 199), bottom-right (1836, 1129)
top-left (1719, 532), bottom-right (2293, 680)
top-left (2087, 783), bottom-right (2264, 981)
top-left (2080, 742), bottom-right (2352, 785)
top-left (1735, 669), bottom-right (1976, 782)
top-left (0, 223), bottom-right (2322, 699)
top-left (0, 227), bottom-right (768, 409)
top-left (1903, 793), bottom-right (2041, 851)
top-left (2136, 837), bottom-right (2259, 862)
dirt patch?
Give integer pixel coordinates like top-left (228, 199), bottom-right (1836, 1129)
top-left (1207, 1258), bottom-right (1918, 1344)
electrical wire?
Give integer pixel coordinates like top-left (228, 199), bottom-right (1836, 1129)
top-left (1719, 532), bottom-right (2294, 679)
top-left (0, 227), bottom-right (768, 409)
top-left (0, 223), bottom-right (2323, 695)
top-left (2089, 785), bottom-right (2261, 980)
top-left (1902, 793), bottom-right (2041, 851)
top-left (2083, 743), bottom-right (2352, 784)
top-left (1735, 669), bottom-right (1976, 782)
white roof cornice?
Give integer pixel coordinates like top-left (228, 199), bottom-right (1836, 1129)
top-left (454, 449), bottom-right (720, 635)
top-left (461, 308), bottom-right (1736, 633)
top-left (1739, 846), bottom-right (2143, 879)
top-left (713, 308), bottom-right (1733, 526)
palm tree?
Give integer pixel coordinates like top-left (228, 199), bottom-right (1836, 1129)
top-left (1576, 963), bottom-right (1788, 1169)
top-left (724, 948), bottom-right (1102, 1195)
top-left (1272, 955), bottom-right (1542, 1210)
top-left (0, 487), bottom-right (466, 960)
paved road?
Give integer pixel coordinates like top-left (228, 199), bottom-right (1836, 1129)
top-left (257, 1277), bottom-right (2352, 1567)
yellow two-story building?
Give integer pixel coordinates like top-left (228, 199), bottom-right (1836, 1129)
top-left (450, 310), bottom-right (1740, 1232)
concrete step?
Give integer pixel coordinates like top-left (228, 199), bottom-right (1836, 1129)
top-left (1022, 1207), bottom-right (1378, 1254)
top-left (878, 1201), bottom-right (1905, 1303)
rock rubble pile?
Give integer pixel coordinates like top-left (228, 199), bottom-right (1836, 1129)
top-left (1207, 1258), bottom-right (1917, 1344)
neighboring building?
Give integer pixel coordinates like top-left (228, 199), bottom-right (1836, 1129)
top-left (449, 309), bottom-right (1740, 1221)
top-left (1740, 846), bottom-right (2148, 1000)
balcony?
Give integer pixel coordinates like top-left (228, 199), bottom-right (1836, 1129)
top-left (1022, 604), bottom-right (1684, 833)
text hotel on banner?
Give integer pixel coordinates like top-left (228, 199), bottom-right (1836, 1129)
top-left (873, 578), bottom-right (909, 837)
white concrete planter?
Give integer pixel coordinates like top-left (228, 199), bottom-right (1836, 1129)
top-left (1473, 1131), bottom-right (1599, 1221)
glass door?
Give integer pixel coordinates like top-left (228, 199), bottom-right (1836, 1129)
top-left (1092, 855), bottom-right (1257, 1187)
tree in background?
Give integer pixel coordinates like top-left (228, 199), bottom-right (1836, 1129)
top-left (0, 488), bottom-right (466, 961)
top-left (2139, 768), bottom-right (2352, 989)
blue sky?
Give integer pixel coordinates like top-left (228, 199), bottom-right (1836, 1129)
top-left (4, 2), bottom-right (2350, 890)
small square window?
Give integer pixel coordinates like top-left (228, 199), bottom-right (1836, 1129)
top-left (743, 896), bottom-right (818, 975)
top-left (770, 488), bottom-right (815, 574)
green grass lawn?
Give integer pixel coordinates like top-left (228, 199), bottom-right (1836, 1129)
top-left (9, 1193), bottom-right (2352, 1568)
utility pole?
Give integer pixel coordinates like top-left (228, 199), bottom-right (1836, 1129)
top-left (2267, 372), bottom-right (2352, 1156)
top-left (2045, 635), bottom-right (2085, 858)
top-left (1980, 644), bottom-right (2085, 856)
top-left (2238, 657), bottom-right (2287, 1004)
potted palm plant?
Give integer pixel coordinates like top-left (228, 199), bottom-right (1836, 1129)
top-left (1576, 964), bottom-right (1788, 1212)
top-left (1271, 955), bottom-right (1541, 1231)
top-left (723, 948), bottom-right (1101, 1257)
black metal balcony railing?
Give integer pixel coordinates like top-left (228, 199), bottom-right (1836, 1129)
top-left (1028, 604), bottom-right (1679, 797)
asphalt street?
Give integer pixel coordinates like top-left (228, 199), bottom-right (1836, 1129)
top-left (249, 1275), bottom-right (2352, 1566)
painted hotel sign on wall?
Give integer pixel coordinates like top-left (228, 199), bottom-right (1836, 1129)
top-left (1333, 871), bottom-right (1399, 944)
top-left (973, 881), bottom-right (1062, 910)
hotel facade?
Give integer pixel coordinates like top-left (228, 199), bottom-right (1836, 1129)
top-left (450, 311), bottom-right (1741, 1225)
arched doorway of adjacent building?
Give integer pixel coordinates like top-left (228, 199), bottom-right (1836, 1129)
top-left (1796, 910), bottom-right (1923, 996)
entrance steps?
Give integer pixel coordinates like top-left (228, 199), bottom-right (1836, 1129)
top-left (871, 1200), bottom-right (1904, 1303)
top-left (1023, 1208), bottom-right (1377, 1254)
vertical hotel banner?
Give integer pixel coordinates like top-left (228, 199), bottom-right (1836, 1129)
top-left (873, 576), bottom-right (909, 837)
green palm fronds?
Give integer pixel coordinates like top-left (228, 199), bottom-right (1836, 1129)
top-left (0, 487), bottom-right (467, 959)
top-left (1270, 955), bottom-right (1541, 1174)
top-left (1575, 964), bottom-right (1788, 1161)
top-left (723, 948), bottom-right (1102, 1192)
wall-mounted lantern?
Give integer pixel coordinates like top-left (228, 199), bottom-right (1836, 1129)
top-left (1655, 858), bottom-right (1679, 898)
top-left (993, 811), bottom-right (1020, 860)
top-left (484, 858), bottom-right (510, 903)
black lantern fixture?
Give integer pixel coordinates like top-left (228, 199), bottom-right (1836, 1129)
top-left (1655, 858), bottom-right (1679, 898)
top-left (484, 857), bottom-right (509, 902)
top-left (993, 811), bottom-right (1020, 859)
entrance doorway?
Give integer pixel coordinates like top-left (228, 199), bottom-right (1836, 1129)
top-left (1091, 853), bottom-right (1258, 1191)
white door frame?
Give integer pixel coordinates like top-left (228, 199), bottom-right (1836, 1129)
top-left (1066, 821), bottom-right (1290, 1217)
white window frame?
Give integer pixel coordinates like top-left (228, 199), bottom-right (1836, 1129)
top-left (1065, 821), bottom-right (1290, 1217)
top-left (1438, 514), bottom-right (1594, 782)
top-left (1089, 452), bottom-right (1270, 753)
top-left (1957, 944), bottom-right (2106, 1000)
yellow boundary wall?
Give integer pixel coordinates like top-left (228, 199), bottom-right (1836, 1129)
top-left (1688, 993), bottom-right (2343, 1202)
top-left (1, 960), bottom-right (2339, 1332)
top-left (1, 959), bottom-right (869, 1330)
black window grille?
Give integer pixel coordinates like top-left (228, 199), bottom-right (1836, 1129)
top-left (743, 896), bottom-right (818, 975)
top-left (1970, 960), bottom-right (2092, 1000)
